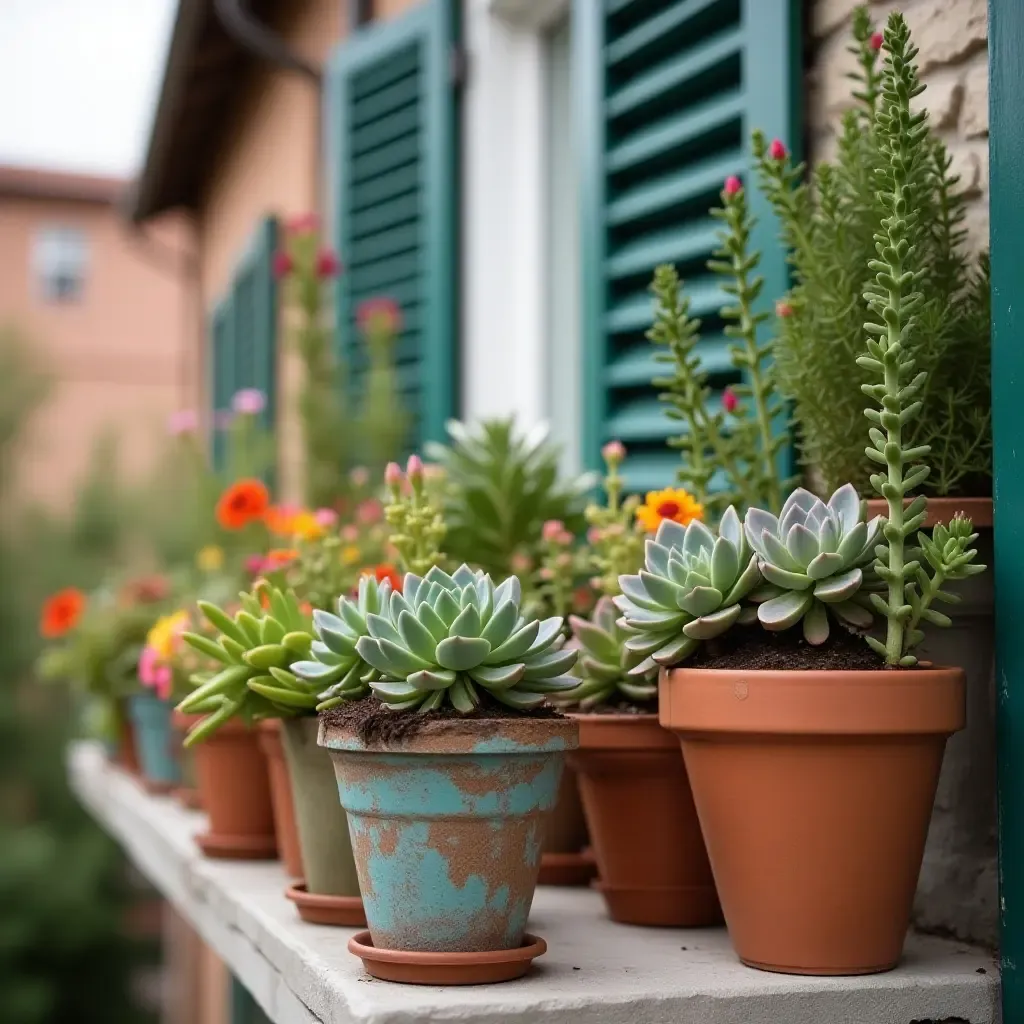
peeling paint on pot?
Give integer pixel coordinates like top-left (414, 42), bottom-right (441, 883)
top-left (129, 692), bottom-right (180, 789)
top-left (319, 717), bottom-right (578, 953)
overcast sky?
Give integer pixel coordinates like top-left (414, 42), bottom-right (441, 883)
top-left (0, 0), bottom-right (177, 179)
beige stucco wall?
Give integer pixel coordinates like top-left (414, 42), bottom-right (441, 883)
top-left (810, 0), bottom-right (989, 251)
top-left (0, 194), bottom-right (196, 509)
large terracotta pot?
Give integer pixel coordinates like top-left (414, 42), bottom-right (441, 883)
top-left (320, 715), bottom-right (576, 985)
top-left (257, 720), bottom-right (303, 878)
top-left (661, 666), bottom-right (965, 975)
top-left (568, 714), bottom-right (720, 927)
top-left (538, 766), bottom-right (594, 886)
top-left (173, 712), bottom-right (277, 860)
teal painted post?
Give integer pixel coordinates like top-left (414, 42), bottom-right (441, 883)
top-left (991, 0), bottom-right (1024, 1015)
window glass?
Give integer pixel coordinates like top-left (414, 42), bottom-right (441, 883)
top-left (33, 226), bottom-right (88, 302)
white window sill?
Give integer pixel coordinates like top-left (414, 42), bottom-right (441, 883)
top-left (68, 742), bottom-right (999, 1024)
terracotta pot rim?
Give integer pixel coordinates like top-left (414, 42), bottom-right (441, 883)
top-left (171, 712), bottom-right (258, 738)
top-left (319, 715), bottom-right (578, 755)
top-left (570, 712), bottom-right (677, 751)
top-left (286, 884), bottom-right (366, 926)
top-left (864, 495), bottom-right (992, 528)
top-left (660, 664), bottom-right (965, 736)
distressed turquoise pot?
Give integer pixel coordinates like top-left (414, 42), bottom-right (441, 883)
top-left (319, 716), bottom-right (578, 953)
top-left (129, 692), bottom-right (180, 790)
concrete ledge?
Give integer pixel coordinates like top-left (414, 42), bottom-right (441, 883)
top-left (68, 742), bottom-right (1001, 1024)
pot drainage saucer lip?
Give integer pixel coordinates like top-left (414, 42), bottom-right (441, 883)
top-left (538, 851), bottom-right (598, 887)
top-left (285, 883), bottom-right (366, 927)
top-left (195, 830), bottom-right (278, 860)
top-left (348, 931), bottom-right (547, 986)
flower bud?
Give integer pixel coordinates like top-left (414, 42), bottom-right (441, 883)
top-left (724, 175), bottom-right (742, 196)
top-left (768, 138), bottom-right (787, 161)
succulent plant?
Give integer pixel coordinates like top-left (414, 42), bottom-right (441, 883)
top-left (176, 586), bottom-right (314, 745)
top-left (563, 597), bottom-right (656, 709)
top-left (354, 563), bottom-right (579, 713)
top-left (290, 574), bottom-right (387, 711)
top-left (743, 484), bottom-right (880, 644)
top-left (614, 507), bottom-right (760, 674)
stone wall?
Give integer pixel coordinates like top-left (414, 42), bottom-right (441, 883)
top-left (809, 0), bottom-right (989, 253)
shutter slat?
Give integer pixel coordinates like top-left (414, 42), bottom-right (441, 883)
top-left (352, 137), bottom-right (419, 184)
top-left (350, 165), bottom-right (420, 208)
top-left (623, 455), bottom-right (729, 494)
top-left (607, 277), bottom-right (727, 333)
top-left (346, 222), bottom-right (420, 264)
top-left (606, 393), bottom-right (725, 441)
top-left (607, 0), bottom-right (730, 66)
top-left (607, 335), bottom-right (733, 386)
top-left (606, 219), bottom-right (718, 278)
top-left (352, 104), bottom-right (421, 156)
top-left (350, 194), bottom-right (419, 239)
top-left (352, 72), bottom-right (420, 128)
top-left (351, 45), bottom-right (419, 100)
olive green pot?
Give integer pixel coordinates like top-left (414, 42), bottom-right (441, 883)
top-left (280, 716), bottom-right (361, 897)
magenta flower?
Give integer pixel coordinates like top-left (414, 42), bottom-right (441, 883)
top-left (384, 462), bottom-right (403, 487)
top-left (406, 454), bottom-right (424, 481)
top-left (272, 250), bottom-right (294, 280)
top-left (357, 296), bottom-right (403, 336)
top-left (724, 175), bottom-right (742, 196)
top-left (232, 389), bottom-right (266, 416)
top-left (167, 409), bottom-right (198, 436)
top-left (870, 31), bottom-right (883, 50)
top-left (315, 507), bottom-right (339, 528)
top-left (768, 139), bottom-right (787, 161)
top-left (314, 248), bottom-right (342, 279)
top-left (139, 646), bottom-right (172, 701)
top-left (722, 387), bottom-right (738, 414)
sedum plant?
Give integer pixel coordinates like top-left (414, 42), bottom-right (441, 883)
top-left (384, 455), bottom-right (447, 576)
top-left (176, 585), bottom-right (314, 745)
top-left (354, 564), bottom-right (579, 713)
top-left (614, 508), bottom-right (760, 677)
top-left (290, 574), bottom-right (387, 711)
top-left (744, 485), bottom-right (881, 643)
top-left (754, 6), bottom-right (990, 498)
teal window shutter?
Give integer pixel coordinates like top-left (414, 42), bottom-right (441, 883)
top-left (326, 0), bottom-right (458, 451)
top-left (576, 0), bottom-right (801, 493)
top-left (208, 216), bottom-right (279, 471)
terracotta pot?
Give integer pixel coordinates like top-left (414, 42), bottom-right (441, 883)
top-left (319, 715), bottom-right (576, 975)
top-left (538, 766), bottom-right (594, 886)
top-left (173, 711), bottom-right (277, 860)
top-left (864, 496), bottom-right (992, 528)
top-left (258, 720), bottom-right (304, 878)
top-left (568, 714), bottom-right (720, 927)
top-left (660, 666), bottom-right (965, 975)
top-left (170, 712), bottom-right (202, 809)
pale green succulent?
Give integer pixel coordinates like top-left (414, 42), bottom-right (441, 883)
top-left (291, 574), bottom-right (388, 711)
top-left (614, 507), bottom-right (760, 675)
top-left (562, 597), bottom-right (656, 709)
top-left (743, 484), bottom-right (881, 644)
top-left (355, 563), bottom-right (579, 713)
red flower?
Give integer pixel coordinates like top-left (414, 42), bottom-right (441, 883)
top-left (870, 31), bottom-right (883, 51)
top-left (314, 248), bottom-right (341, 279)
top-left (41, 588), bottom-right (86, 638)
top-left (768, 138), bottom-right (787, 161)
top-left (722, 387), bottom-right (738, 414)
top-left (724, 175), bottom-right (742, 196)
top-left (216, 479), bottom-right (270, 530)
top-left (365, 564), bottom-right (403, 592)
top-left (356, 297), bottom-right (403, 336)
top-left (776, 299), bottom-right (794, 318)
top-left (286, 213), bottom-right (319, 234)
top-left (272, 250), bottom-right (294, 280)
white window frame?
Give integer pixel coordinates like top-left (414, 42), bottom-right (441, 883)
top-left (461, 0), bottom-right (579, 469)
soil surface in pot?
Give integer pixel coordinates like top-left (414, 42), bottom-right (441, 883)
top-left (322, 695), bottom-right (565, 745)
top-left (691, 625), bottom-right (885, 672)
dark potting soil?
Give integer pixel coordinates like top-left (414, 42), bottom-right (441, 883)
top-left (320, 694), bottom-right (565, 746)
top-left (689, 624), bottom-right (888, 672)
top-left (589, 701), bottom-right (656, 715)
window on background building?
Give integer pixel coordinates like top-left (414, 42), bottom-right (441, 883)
top-left (33, 225), bottom-right (88, 302)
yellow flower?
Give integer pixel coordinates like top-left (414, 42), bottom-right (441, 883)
top-left (146, 610), bottom-right (190, 660)
top-left (635, 487), bottom-right (704, 533)
top-left (196, 545), bottom-right (224, 572)
top-left (291, 511), bottom-right (323, 541)
top-left (341, 544), bottom-right (361, 565)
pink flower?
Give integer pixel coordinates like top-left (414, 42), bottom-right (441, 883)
top-left (722, 387), bottom-right (738, 414)
top-left (272, 250), bottom-right (294, 280)
top-left (287, 213), bottom-right (319, 234)
top-left (139, 646), bottom-right (173, 701)
top-left (768, 139), bottom-right (787, 161)
top-left (232, 388), bottom-right (266, 416)
top-left (357, 498), bottom-right (384, 525)
top-left (245, 554), bottom-right (266, 576)
top-left (587, 526), bottom-right (602, 545)
top-left (406, 454), bottom-right (424, 482)
top-left (776, 299), bottom-right (794, 318)
top-left (870, 31), bottom-right (883, 51)
top-left (341, 524), bottom-right (360, 543)
top-left (724, 175), bottom-right (742, 196)
top-left (601, 440), bottom-right (626, 465)
top-left (510, 551), bottom-right (533, 575)
top-left (167, 409), bottom-right (198, 436)
top-left (542, 519), bottom-right (566, 543)
top-left (314, 248), bottom-right (341, 279)
top-left (384, 462), bottom-right (403, 487)
top-left (357, 297), bottom-right (403, 336)
top-left (349, 466), bottom-right (370, 488)
top-left (539, 567), bottom-right (555, 582)
top-left (315, 507), bottom-right (339, 528)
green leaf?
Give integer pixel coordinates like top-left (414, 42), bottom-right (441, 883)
top-left (435, 636), bottom-right (491, 671)
top-left (398, 610), bottom-right (441, 663)
top-left (182, 632), bottom-right (234, 665)
top-left (243, 644), bottom-right (289, 671)
top-left (197, 601), bottom-right (249, 647)
top-left (757, 590), bottom-right (813, 630)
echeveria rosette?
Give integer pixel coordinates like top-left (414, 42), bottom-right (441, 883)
top-left (354, 563), bottom-right (579, 713)
top-left (177, 586), bottom-right (315, 746)
top-left (562, 597), bottom-right (656, 710)
top-left (744, 484), bottom-right (881, 643)
top-left (614, 508), bottom-right (761, 675)
top-left (292, 574), bottom-right (388, 711)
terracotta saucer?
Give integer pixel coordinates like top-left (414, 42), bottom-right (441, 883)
top-left (141, 777), bottom-right (177, 796)
top-left (285, 883), bottom-right (366, 927)
top-left (348, 931), bottom-right (546, 985)
top-left (195, 831), bottom-right (278, 860)
top-left (538, 851), bottom-right (598, 887)
top-left (174, 786), bottom-right (203, 810)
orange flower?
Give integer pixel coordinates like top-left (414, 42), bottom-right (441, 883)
top-left (263, 548), bottom-right (299, 571)
top-left (40, 588), bottom-right (86, 638)
top-left (217, 479), bottom-right (270, 530)
top-left (264, 503), bottom-right (299, 536)
top-left (635, 487), bottom-right (704, 533)
top-left (363, 563), bottom-right (403, 592)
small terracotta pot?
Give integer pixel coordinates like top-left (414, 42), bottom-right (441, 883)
top-left (538, 766), bottom-right (594, 886)
top-left (258, 720), bottom-right (304, 878)
top-left (173, 711), bottom-right (278, 860)
top-left (170, 712), bottom-right (202, 810)
top-left (864, 496), bottom-right (992, 527)
top-left (319, 715), bottom-right (576, 974)
top-left (568, 714), bottom-right (720, 927)
top-left (660, 666), bottom-right (965, 975)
